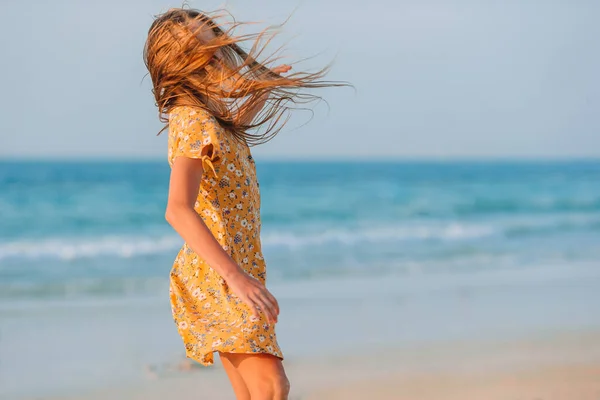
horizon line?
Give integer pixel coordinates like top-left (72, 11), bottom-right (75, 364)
top-left (1, 156), bottom-right (600, 163)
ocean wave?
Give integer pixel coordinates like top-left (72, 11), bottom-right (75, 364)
top-left (0, 235), bottom-right (183, 262)
top-left (0, 222), bottom-right (497, 262)
top-left (1, 217), bottom-right (599, 263)
top-left (262, 223), bottom-right (494, 247)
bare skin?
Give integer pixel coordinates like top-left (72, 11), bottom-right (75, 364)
top-left (165, 20), bottom-right (292, 399)
top-left (165, 157), bottom-right (280, 323)
top-left (166, 154), bottom-right (290, 400)
top-left (220, 352), bottom-right (290, 400)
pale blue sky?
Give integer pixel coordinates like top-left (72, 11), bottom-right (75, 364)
top-left (2, 0), bottom-right (599, 159)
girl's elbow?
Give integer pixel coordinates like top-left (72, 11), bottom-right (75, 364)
top-left (165, 203), bottom-right (194, 226)
top-left (164, 205), bottom-right (178, 226)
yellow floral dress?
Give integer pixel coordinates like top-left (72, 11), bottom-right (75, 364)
top-left (167, 105), bottom-right (283, 365)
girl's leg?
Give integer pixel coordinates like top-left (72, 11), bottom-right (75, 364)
top-left (218, 352), bottom-right (252, 400)
top-left (219, 352), bottom-right (290, 400)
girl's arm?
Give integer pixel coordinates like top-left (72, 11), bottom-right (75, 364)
top-left (165, 156), bottom-right (279, 323)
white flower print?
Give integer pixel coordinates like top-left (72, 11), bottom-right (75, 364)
top-left (168, 106), bottom-right (282, 366)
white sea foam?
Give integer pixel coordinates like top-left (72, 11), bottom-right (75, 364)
top-left (0, 222), bottom-right (494, 262)
top-left (261, 223), bottom-right (495, 248)
top-left (2, 215), bottom-right (598, 262)
top-left (0, 235), bottom-right (183, 261)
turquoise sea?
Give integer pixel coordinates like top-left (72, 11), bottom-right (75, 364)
top-left (1, 160), bottom-right (600, 398)
top-left (2, 160), bottom-right (600, 297)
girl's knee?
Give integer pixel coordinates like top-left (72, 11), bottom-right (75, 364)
top-left (275, 374), bottom-right (290, 398)
top-left (250, 374), bottom-right (290, 400)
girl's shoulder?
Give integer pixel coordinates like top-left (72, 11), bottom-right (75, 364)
top-left (169, 105), bottom-right (213, 121)
top-left (168, 106), bottom-right (225, 137)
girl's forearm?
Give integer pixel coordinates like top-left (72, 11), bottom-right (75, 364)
top-left (165, 205), bottom-right (244, 281)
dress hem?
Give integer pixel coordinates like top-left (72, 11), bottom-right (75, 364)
top-left (186, 348), bottom-right (285, 366)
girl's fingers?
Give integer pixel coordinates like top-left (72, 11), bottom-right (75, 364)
top-left (250, 292), bottom-right (276, 323)
top-left (264, 290), bottom-right (279, 315)
top-left (257, 293), bottom-right (278, 322)
top-left (248, 293), bottom-right (269, 321)
top-left (250, 303), bottom-right (260, 319)
top-left (243, 295), bottom-right (261, 319)
top-left (257, 286), bottom-right (279, 317)
top-left (257, 296), bottom-right (276, 323)
top-left (273, 64), bottom-right (291, 74)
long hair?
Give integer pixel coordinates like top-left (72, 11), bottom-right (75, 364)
top-left (143, 7), bottom-right (348, 145)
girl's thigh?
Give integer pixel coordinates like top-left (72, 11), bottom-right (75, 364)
top-left (218, 352), bottom-right (289, 399)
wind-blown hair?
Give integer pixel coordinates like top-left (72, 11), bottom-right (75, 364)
top-left (143, 7), bottom-right (347, 145)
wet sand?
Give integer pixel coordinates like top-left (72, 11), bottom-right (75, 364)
top-left (38, 329), bottom-right (600, 400)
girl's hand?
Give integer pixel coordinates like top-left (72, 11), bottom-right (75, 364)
top-left (226, 271), bottom-right (280, 324)
top-left (271, 64), bottom-right (292, 74)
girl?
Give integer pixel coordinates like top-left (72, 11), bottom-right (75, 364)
top-left (143, 7), bottom-right (344, 400)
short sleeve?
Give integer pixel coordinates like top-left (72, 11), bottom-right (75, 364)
top-left (169, 106), bottom-right (222, 177)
